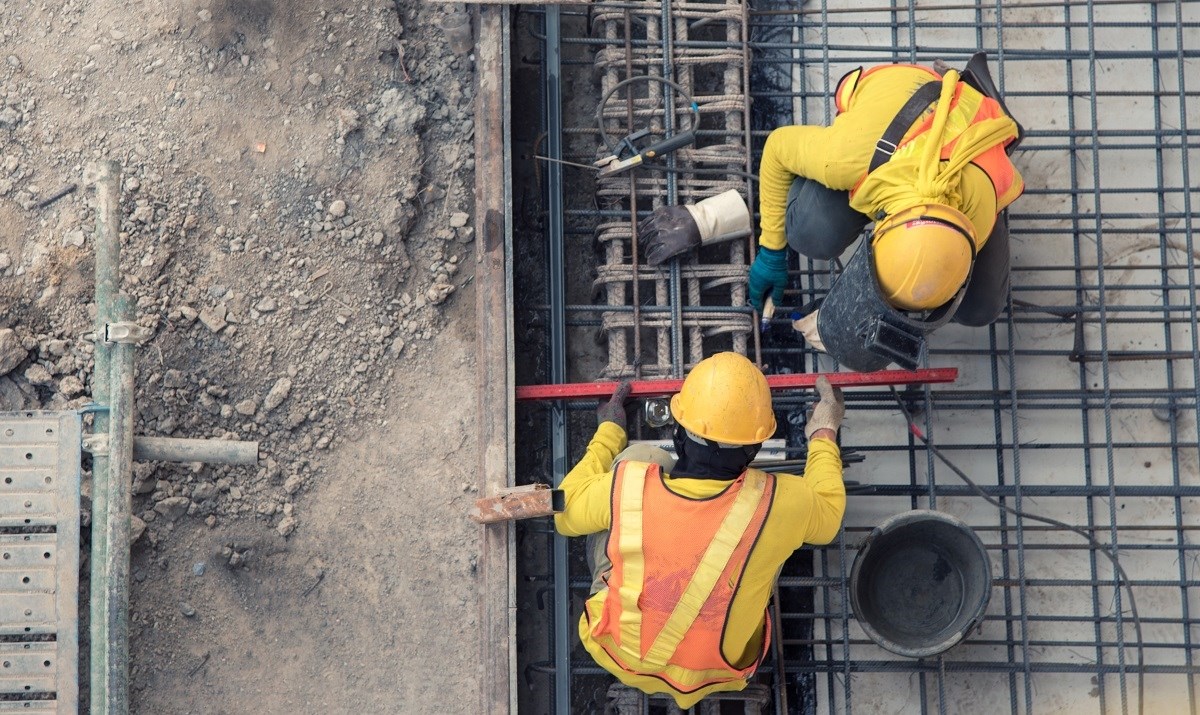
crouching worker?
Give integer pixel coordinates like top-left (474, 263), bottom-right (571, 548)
top-left (641, 55), bottom-right (1024, 371)
top-left (554, 353), bottom-right (846, 708)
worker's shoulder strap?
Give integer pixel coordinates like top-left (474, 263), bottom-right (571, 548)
top-left (960, 52), bottom-right (1024, 153)
top-left (640, 470), bottom-right (770, 668)
top-left (868, 81), bottom-right (944, 174)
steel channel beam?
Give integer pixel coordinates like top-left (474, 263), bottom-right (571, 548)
top-left (542, 8), bottom-right (571, 713)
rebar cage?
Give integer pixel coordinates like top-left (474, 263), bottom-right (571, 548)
top-left (514, 1), bottom-right (1200, 713)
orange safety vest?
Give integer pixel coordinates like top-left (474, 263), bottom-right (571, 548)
top-left (836, 64), bottom-right (1024, 211)
top-left (583, 460), bottom-right (776, 696)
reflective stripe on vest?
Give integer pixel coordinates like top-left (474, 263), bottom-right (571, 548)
top-left (588, 461), bottom-right (775, 692)
top-left (843, 67), bottom-right (1024, 213)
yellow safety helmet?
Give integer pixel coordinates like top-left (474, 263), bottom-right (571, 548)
top-left (669, 352), bottom-right (776, 445)
top-left (871, 204), bottom-right (977, 311)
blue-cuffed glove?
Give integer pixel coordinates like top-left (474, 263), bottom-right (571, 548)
top-left (748, 246), bottom-right (789, 313)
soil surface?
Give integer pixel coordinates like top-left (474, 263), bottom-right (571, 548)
top-left (0, 0), bottom-right (484, 711)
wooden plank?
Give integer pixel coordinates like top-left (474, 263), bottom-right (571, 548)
top-left (473, 6), bottom-right (516, 714)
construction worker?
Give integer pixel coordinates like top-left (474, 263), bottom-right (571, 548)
top-left (640, 54), bottom-right (1023, 371)
top-left (555, 353), bottom-right (846, 708)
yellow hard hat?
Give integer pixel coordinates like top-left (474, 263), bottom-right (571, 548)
top-left (669, 352), bottom-right (776, 445)
top-left (871, 204), bottom-right (977, 311)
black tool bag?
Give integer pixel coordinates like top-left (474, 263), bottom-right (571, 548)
top-left (816, 235), bottom-right (971, 371)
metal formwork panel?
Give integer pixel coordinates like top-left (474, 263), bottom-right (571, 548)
top-left (0, 412), bottom-right (81, 712)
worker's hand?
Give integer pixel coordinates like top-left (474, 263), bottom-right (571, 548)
top-left (596, 380), bottom-right (633, 430)
top-left (641, 190), bottom-right (751, 267)
top-left (805, 376), bottom-right (845, 439)
top-left (792, 310), bottom-right (826, 352)
top-left (640, 206), bottom-right (701, 266)
top-left (748, 246), bottom-right (789, 313)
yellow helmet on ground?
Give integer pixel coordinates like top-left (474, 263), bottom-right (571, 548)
top-left (871, 204), bottom-right (977, 311)
top-left (669, 352), bottom-right (776, 445)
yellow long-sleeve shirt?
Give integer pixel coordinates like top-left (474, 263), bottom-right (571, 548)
top-left (757, 65), bottom-right (1006, 251)
top-left (555, 421), bottom-right (845, 708)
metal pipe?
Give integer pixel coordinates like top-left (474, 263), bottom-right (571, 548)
top-left (96, 293), bottom-right (135, 715)
top-left (88, 159), bottom-right (121, 715)
top-left (131, 436), bottom-right (259, 465)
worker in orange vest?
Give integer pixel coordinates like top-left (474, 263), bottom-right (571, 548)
top-left (639, 54), bottom-right (1023, 371)
top-left (555, 353), bottom-right (846, 708)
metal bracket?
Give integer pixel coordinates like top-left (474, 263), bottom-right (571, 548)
top-left (82, 433), bottom-right (109, 457)
top-left (103, 322), bottom-right (153, 344)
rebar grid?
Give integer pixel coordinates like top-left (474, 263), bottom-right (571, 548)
top-left (584, 0), bottom-right (759, 379)
top-left (522, 1), bottom-right (1200, 713)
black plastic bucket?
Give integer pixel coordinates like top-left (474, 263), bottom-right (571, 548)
top-left (849, 510), bottom-right (991, 658)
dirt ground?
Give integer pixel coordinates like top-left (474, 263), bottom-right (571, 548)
top-left (0, 0), bottom-right (485, 711)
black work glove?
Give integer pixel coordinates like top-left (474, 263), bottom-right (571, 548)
top-left (640, 206), bottom-right (702, 267)
top-left (595, 380), bottom-right (633, 430)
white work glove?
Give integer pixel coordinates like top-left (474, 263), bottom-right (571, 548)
top-left (805, 376), bottom-right (845, 439)
top-left (641, 190), bottom-right (751, 266)
top-left (793, 310), bottom-right (827, 352)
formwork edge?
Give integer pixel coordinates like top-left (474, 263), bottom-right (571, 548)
top-left (473, 5), bottom-right (517, 714)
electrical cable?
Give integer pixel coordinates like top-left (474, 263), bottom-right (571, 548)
top-left (887, 387), bottom-right (1145, 715)
top-left (595, 75), bottom-right (701, 154)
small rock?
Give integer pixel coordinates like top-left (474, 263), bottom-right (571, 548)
top-left (262, 377), bottom-right (293, 412)
top-left (0, 108), bottom-right (21, 129)
top-left (45, 339), bottom-right (68, 356)
top-left (234, 398), bottom-right (257, 416)
top-left (23, 364), bottom-right (53, 386)
top-left (191, 483), bottom-right (218, 501)
top-left (426, 282), bottom-right (455, 306)
top-left (179, 602), bottom-right (196, 618)
top-left (0, 253), bottom-right (9, 270)
top-left (205, 515), bottom-right (218, 528)
top-left (389, 337), bottom-right (405, 355)
top-left (178, 306), bottom-right (199, 323)
top-left (254, 297), bottom-right (277, 313)
top-left (0, 329), bottom-right (28, 376)
top-left (153, 496), bottom-right (191, 522)
top-left (307, 72), bottom-right (323, 86)
top-left (283, 474), bottom-right (303, 495)
top-left (208, 284), bottom-right (228, 299)
top-left (163, 369), bottom-right (185, 389)
top-left (449, 212), bottom-right (469, 229)
top-left (276, 516), bottom-right (297, 537)
top-left (198, 308), bottom-right (227, 333)
top-left (130, 515), bottom-right (146, 543)
top-left (328, 200), bottom-right (347, 218)
top-left (62, 230), bottom-right (86, 248)
top-left (58, 376), bottom-right (84, 398)
top-left (193, 562), bottom-right (206, 577)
